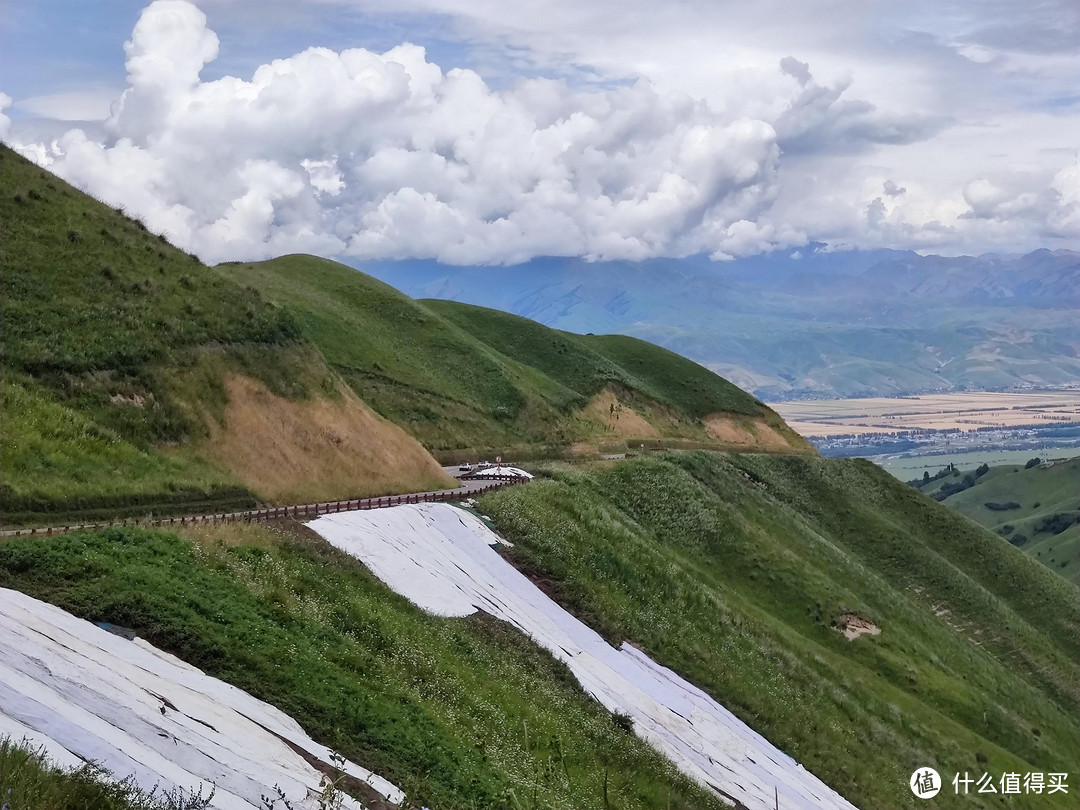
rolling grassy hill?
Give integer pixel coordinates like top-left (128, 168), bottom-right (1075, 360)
top-left (2, 140), bottom-right (804, 525)
top-left (479, 452), bottom-right (1080, 809)
top-left (2, 454), bottom-right (1076, 808)
top-left (917, 457), bottom-right (1080, 585)
top-left (0, 144), bottom-right (450, 525)
top-left (224, 255), bottom-right (807, 459)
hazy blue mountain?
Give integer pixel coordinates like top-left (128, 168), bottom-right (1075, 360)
top-left (352, 247), bottom-right (1080, 399)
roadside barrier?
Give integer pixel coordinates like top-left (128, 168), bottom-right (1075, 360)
top-left (0, 477), bottom-right (528, 539)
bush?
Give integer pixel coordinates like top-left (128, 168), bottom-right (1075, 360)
top-left (1034, 513), bottom-right (1078, 536)
top-left (612, 710), bottom-right (635, 733)
top-left (985, 502), bottom-right (1021, 511)
top-left (1025, 457), bottom-right (1042, 469)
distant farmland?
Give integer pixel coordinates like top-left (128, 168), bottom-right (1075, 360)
top-left (773, 390), bottom-right (1080, 437)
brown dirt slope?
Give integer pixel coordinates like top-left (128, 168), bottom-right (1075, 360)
top-left (583, 390), bottom-right (661, 438)
top-left (704, 412), bottom-right (813, 453)
top-left (200, 374), bottom-right (455, 504)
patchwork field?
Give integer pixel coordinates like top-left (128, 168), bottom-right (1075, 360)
top-left (877, 447), bottom-right (1080, 478)
top-left (774, 390), bottom-right (1080, 437)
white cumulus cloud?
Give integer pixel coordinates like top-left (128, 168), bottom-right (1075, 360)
top-left (3, 0), bottom-right (794, 264)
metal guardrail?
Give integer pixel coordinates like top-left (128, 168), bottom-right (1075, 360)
top-left (0, 477), bottom-right (527, 539)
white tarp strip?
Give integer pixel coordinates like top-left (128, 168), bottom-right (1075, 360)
top-left (469, 466), bottom-right (534, 479)
top-left (0, 587), bottom-right (405, 809)
top-left (309, 504), bottom-right (860, 810)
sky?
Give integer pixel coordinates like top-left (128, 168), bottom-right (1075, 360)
top-left (1, 0), bottom-right (1078, 264)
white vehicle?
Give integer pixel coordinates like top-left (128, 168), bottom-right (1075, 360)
top-left (476, 460), bottom-right (493, 469)
top-left (458, 462), bottom-right (473, 472)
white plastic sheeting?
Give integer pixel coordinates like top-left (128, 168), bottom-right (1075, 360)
top-left (0, 587), bottom-right (404, 810)
top-left (309, 504), bottom-right (860, 810)
top-left (468, 466), bottom-right (534, 480)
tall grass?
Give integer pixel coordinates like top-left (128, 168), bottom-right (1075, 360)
top-left (0, 377), bottom-right (253, 526)
top-left (0, 739), bottom-right (214, 810)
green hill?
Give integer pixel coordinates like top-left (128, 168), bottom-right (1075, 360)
top-left (917, 457), bottom-right (1080, 585)
top-left (224, 255), bottom-right (808, 459)
top-left (480, 452), bottom-right (1080, 809)
top-left (0, 144), bottom-right (451, 525)
top-left (2, 453), bottom-right (1076, 809)
top-left (2, 143), bottom-right (805, 525)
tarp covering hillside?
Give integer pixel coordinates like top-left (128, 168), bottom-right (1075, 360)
top-left (308, 504), bottom-right (858, 810)
top-left (0, 587), bottom-right (404, 809)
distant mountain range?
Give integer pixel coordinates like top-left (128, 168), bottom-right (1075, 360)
top-left (357, 246), bottom-right (1080, 399)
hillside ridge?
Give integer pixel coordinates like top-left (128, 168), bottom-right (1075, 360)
top-left (224, 254), bottom-right (810, 459)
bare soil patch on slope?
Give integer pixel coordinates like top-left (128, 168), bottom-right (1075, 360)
top-left (201, 374), bottom-right (454, 504)
top-left (584, 389), bottom-right (661, 437)
top-left (704, 413), bottom-right (797, 451)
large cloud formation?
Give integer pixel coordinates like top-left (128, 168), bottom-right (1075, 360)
top-left (6, 0), bottom-right (1079, 263)
top-left (8, 1), bottom-right (785, 263)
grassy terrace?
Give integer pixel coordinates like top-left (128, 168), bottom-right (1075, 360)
top-left (0, 522), bottom-right (725, 810)
top-left (478, 452), bottom-right (1080, 810)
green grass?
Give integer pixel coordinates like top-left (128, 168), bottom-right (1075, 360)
top-left (877, 447), bottom-right (1080, 480)
top-left (222, 254), bottom-right (554, 450)
top-left (919, 457), bottom-right (1080, 585)
top-left (0, 146), bottom-right (446, 522)
top-left (0, 523), bottom-right (727, 810)
top-left (424, 300), bottom-right (762, 418)
top-left (478, 452), bottom-right (1080, 810)
top-left (0, 376), bottom-right (253, 525)
top-left (0, 144), bottom-right (311, 520)
top-left (0, 146), bottom-right (298, 381)
top-left (0, 738), bottom-right (214, 809)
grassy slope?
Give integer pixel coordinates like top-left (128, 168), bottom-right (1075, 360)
top-left (430, 303), bottom-right (810, 449)
top-left (0, 523), bottom-right (725, 810)
top-left (423, 300), bottom-right (757, 417)
top-left (478, 453), bottom-right (1080, 810)
top-left (0, 738), bottom-right (214, 810)
top-left (226, 255), bottom-right (802, 456)
top-left (925, 458), bottom-right (1080, 586)
top-left (0, 146), bottom-right (449, 523)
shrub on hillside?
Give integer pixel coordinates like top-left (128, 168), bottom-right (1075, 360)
top-left (935, 473), bottom-right (977, 500)
top-left (1025, 457), bottom-right (1042, 469)
top-left (985, 502), bottom-right (1021, 511)
top-left (1034, 513), bottom-right (1078, 536)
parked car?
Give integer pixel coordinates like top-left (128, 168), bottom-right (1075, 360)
top-left (477, 461), bottom-right (493, 469)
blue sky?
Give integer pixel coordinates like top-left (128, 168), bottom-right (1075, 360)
top-left (1, 0), bottom-right (1077, 264)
